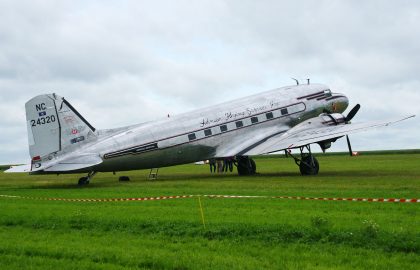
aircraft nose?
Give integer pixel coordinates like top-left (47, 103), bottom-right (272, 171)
top-left (328, 94), bottom-right (349, 113)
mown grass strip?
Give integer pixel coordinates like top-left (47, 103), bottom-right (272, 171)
top-left (0, 153), bottom-right (419, 269)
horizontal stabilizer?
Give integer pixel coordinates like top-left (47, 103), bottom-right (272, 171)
top-left (44, 154), bottom-right (103, 172)
top-left (5, 164), bottom-right (31, 173)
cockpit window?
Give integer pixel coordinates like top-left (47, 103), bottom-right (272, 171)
top-left (324, 89), bottom-right (332, 97)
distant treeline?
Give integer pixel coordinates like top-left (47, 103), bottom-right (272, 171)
top-left (0, 165), bottom-right (11, 171)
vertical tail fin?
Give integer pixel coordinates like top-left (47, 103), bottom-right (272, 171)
top-left (26, 94), bottom-right (96, 162)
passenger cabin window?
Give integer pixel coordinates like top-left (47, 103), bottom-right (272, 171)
top-left (251, 117), bottom-right (258, 124)
top-left (220, 125), bottom-right (228, 132)
top-left (235, 121), bottom-right (243, 128)
top-left (281, 108), bottom-right (288, 115)
top-left (204, 129), bottom-right (212, 136)
top-left (188, 133), bottom-right (196, 141)
top-left (266, 112), bottom-right (274, 119)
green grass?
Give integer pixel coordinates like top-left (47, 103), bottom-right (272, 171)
top-left (0, 154), bottom-right (419, 269)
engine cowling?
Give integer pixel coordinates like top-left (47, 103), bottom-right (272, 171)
top-left (320, 113), bottom-right (346, 125)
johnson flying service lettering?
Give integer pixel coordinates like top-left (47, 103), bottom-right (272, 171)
top-left (200, 102), bottom-right (278, 127)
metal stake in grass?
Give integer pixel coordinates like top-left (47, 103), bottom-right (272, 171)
top-left (198, 196), bottom-right (206, 229)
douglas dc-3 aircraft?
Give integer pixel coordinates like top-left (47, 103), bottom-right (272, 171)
top-left (6, 80), bottom-right (414, 185)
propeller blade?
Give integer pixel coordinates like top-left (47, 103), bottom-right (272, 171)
top-left (345, 104), bottom-right (361, 122)
top-left (346, 135), bottom-right (353, 156)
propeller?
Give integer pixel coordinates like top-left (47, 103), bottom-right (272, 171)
top-left (322, 104), bottom-right (360, 156)
top-left (344, 104), bottom-right (361, 156)
top-left (346, 135), bottom-right (353, 156)
top-left (345, 104), bottom-right (360, 156)
top-left (345, 104), bottom-right (360, 123)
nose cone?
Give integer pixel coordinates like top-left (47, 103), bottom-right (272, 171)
top-left (327, 94), bottom-right (349, 113)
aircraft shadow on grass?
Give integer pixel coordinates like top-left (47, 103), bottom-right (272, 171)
top-left (26, 169), bottom-right (396, 190)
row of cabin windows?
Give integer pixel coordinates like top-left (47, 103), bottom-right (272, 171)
top-left (187, 107), bottom-right (290, 141)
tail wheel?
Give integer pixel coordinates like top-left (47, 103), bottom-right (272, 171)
top-left (299, 155), bottom-right (319, 175)
top-left (78, 177), bottom-right (89, 186)
top-left (77, 171), bottom-right (96, 186)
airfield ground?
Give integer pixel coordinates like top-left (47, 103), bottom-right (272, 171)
top-left (0, 152), bottom-right (419, 269)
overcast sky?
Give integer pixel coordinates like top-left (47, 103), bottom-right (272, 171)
top-left (1, 0), bottom-right (419, 164)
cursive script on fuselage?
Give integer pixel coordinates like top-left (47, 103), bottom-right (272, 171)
top-left (199, 101), bottom-right (281, 127)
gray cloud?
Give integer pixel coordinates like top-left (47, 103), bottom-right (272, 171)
top-left (1, 0), bottom-right (419, 164)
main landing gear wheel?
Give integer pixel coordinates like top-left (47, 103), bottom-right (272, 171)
top-left (299, 155), bottom-right (319, 175)
top-left (235, 156), bottom-right (256, 176)
top-left (288, 145), bottom-right (320, 175)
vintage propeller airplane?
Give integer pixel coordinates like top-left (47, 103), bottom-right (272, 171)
top-left (6, 80), bottom-right (414, 185)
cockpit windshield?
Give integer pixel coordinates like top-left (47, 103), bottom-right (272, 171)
top-left (324, 89), bottom-right (332, 97)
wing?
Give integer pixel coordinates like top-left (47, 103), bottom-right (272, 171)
top-left (214, 125), bottom-right (289, 157)
top-left (244, 115), bottom-right (415, 155)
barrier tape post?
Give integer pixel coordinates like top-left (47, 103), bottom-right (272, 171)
top-left (198, 196), bottom-right (206, 229)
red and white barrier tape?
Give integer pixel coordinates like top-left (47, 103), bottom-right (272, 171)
top-left (203, 195), bottom-right (420, 203)
top-left (1, 194), bottom-right (419, 203)
top-left (0, 194), bottom-right (192, 202)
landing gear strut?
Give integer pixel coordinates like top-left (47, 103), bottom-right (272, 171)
top-left (78, 171), bottom-right (96, 186)
top-left (235, 156), bottom-right (256, 176)
top-left (289, 145), bottom-right (319, 175)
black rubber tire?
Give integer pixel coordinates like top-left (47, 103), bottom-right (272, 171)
top-left (250, 159), bottom-right (256, 174)
top-left (78, 177), bottom-right (89, 186)
top-left (299, 155), bottom-right (319, 175)
top-left (119, 176), bottom-right (130, 181)
top-left (237, 156), bottom-right (257, 176)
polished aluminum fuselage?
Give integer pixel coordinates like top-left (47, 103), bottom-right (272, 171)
top-left (47, 84), bottom-right (348, 173)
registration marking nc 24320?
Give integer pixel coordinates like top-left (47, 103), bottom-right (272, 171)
top-left (30, 115), bottom-right (56, 127)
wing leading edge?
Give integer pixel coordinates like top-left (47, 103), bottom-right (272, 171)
top-left (244, 115), bottom-right (415, 156)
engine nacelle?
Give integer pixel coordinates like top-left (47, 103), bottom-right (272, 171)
top-left (320, 113), bottom-right (346, 125)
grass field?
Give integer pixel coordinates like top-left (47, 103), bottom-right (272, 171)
top-left (0, 153), bottom-right (419, 269)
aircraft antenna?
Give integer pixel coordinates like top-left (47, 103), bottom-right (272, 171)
top-left (291, 78), bottom-right (299, 85)
top-left (307, 79), bottom-right (310, 85)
